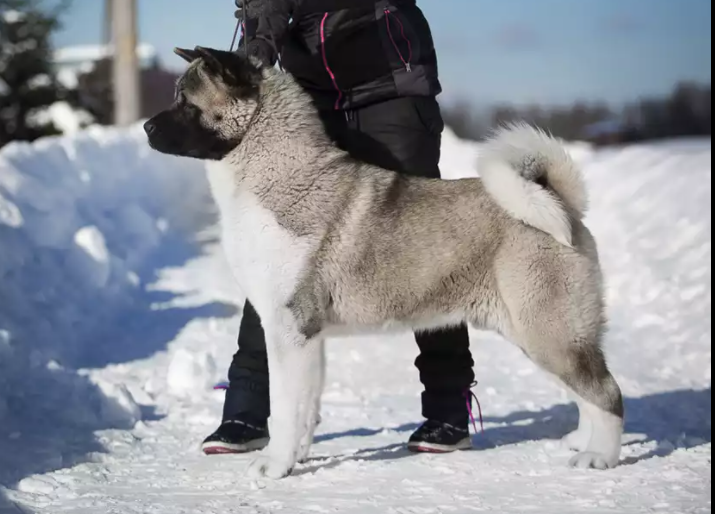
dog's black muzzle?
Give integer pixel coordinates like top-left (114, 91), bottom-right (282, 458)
top-left (143, 111), bottom-right (185, 155)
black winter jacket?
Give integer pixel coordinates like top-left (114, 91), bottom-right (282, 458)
top-left (237, 0), bottom-right (442, 111)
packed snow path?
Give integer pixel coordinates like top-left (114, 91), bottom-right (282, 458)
top-left (0, 129), bottom-right (711, 514)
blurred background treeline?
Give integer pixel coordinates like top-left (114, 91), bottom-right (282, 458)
top-left (442, 82), bottom-right (711, 144)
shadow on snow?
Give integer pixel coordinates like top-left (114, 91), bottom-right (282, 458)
top-left (307, 387), bottom-right (711, 473)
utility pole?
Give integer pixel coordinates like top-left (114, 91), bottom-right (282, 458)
top-left (111, 0), bottom-right (141, 126)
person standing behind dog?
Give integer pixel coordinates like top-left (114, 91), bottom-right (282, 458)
top-left (202, 0), bottom-right (478, 456)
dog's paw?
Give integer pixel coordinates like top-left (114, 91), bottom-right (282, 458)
top-left (561, 428), bottom-right (591, 452)
top-left (569, 452), bottom-right (617, 470)
top-left (296, 414), bottom-right (320, 464)
top-left (297, 442), bottom-right (311, 464)
top-left (247, 455), bottom-right (295, 480)
top-left (297, 428), bottom-right (317, 464)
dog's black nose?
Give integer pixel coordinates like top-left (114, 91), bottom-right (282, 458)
top-left (143, 120), bottom-right (157, 136)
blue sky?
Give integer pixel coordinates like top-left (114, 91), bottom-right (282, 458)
top-left (52, 0), bottom-right (711, 107)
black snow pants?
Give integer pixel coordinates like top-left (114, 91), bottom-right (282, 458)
top-left (223, 96), bottom-right (476, 427)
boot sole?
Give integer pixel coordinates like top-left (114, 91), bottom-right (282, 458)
top-left (407, 437), bottom-right (473, 454)
top-left (202, 438), bottom-right (270, 456)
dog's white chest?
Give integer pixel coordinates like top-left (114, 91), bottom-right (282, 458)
top-left (206, 161), bottom-right (312, 313)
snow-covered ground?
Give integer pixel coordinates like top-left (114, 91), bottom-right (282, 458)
top-left (0, 127), bottom-right (711, 514)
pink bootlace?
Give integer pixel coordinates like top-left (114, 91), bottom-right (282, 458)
top-left (465, 382), bottom-right (485, 434)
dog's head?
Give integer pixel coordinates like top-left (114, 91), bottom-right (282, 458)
top-left (144, 46), bottom-right (263, 160)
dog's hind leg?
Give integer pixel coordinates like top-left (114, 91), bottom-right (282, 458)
top-left (521, 339), bottom-right (624, 469)
top-left (247, 316), bottom-right (320, 480)
top-left (297, 339), bottom-right (326, 463)
top-left (494, 244), bottom-right (624, 469)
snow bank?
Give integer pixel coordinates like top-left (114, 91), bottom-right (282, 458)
top-left (582, 140), bottom-right (712, 392)
top-left (28, 101), bottom-right (95, 136)
top-left (0, 124), bottom-right (214, 437)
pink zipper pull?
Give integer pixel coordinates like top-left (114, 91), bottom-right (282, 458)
top-left (385, 9), bottom-right (413, 73)
top-left (321, 12), bottom-right (343, 110)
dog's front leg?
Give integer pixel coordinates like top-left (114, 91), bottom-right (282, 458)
top-left (247, 318), bottom-right (318, 480)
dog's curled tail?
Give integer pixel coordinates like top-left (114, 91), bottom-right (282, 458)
top-left (477, 122), bottom-right (588, 248)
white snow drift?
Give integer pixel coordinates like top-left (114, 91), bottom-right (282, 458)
top-left (0, 125), bottom-right (213, 447)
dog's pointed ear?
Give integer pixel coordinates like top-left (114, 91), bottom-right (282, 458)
top-left (173, 47), bottom-right (200, 63)
top-left (194, 46), bottom-right (227, 75)
top-left (193, 46), bottom-right (262, 91)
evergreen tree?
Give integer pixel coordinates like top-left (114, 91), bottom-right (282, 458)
top-left (0, 0), bottom-right (70, 147)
